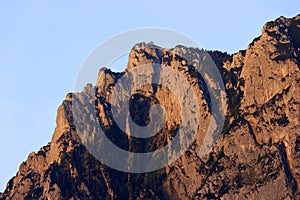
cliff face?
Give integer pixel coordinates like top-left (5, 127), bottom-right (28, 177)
top-left (1, 15), bottom-right (300, 200)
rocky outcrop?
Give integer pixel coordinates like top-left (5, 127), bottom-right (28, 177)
top-left (1, 14), bottom-right (299, 200)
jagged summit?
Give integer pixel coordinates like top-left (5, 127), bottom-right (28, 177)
top-left (1, 14), bottom-right (299, 200)
top-left (132, 41), bottom-right (160, 50)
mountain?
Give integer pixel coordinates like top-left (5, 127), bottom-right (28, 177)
top-left (1, 14), bottom-right (299, 200)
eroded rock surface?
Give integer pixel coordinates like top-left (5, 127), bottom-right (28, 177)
top-left (1, 14), bottom-right (299, 200)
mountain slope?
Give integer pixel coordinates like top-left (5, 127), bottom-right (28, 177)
top-left (1, 14), bottom-right (299, 200)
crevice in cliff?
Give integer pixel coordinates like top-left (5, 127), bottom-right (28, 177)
top-left (242, 118), bottom-right (259, 146)
top-left (192, 147), bottom-right (225, 199)
top-left (275, 142), bottom-right (297, 194)
top-left (99, 166), bottom-right (114, 199)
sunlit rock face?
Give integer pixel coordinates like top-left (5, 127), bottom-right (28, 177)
top-left (1, 14), bottom-right (299, 200)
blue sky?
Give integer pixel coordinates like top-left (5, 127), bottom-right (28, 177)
top-left (0, 0), bottom-right (299, 191)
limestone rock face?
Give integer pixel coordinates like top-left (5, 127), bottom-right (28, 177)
top-left (1, 15), bottom-right (300, 200)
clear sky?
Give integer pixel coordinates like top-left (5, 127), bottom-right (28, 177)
top-left (0, 0), bottom-right (299, 191)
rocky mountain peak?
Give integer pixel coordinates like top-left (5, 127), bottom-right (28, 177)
top-left (1, 14), bottom-right (299, 200)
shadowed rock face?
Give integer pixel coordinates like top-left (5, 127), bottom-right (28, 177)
top-left (1, 15), bottom-right (299, 200)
